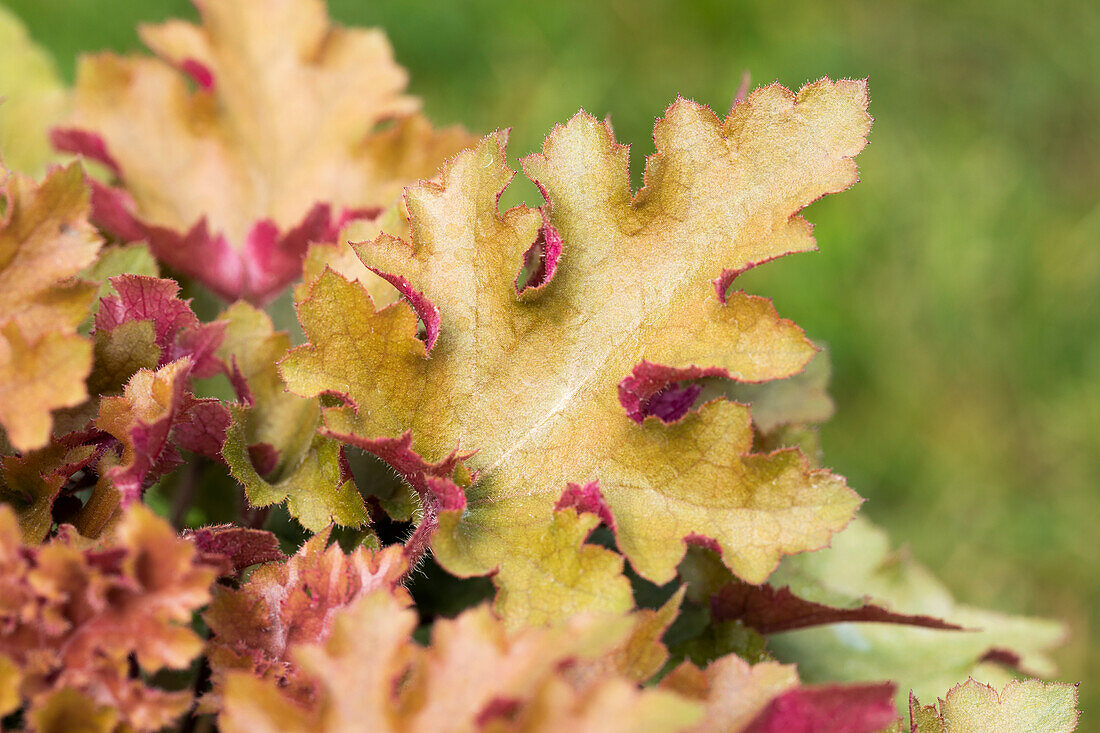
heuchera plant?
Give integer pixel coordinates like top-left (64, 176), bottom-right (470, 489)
top-left (0, 1), bottom-right (1081, 731)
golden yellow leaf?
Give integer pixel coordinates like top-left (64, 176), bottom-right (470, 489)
top-left (282, 80), bottom-right (869, 621)
top-left (0, 163), bottom-right (100, 451)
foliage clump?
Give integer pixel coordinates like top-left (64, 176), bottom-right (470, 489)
top-left (0, 0), bottom-right (1080, 730)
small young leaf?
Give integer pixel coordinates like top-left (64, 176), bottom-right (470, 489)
top-left (96, 358), bottom-right (229, 508)
top-left (95, 275), bottom-right (226, 378)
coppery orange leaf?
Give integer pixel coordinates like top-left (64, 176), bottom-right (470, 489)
top-left (219, 590), bottom-right (700, 732)
top-left (204, 529), bottom-right (408, 709)
top-left (0, 503), bottom-right (216, 731)
top-left (0, 163), bottom-right (101, 452)
top-left (94, 358), bottom-right (229, 509)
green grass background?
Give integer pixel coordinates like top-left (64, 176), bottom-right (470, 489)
top-left (5, 0), bottom-right (1098, 718)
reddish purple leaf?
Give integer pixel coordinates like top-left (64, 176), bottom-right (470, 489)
top-left (711, 579), bottom-right (964, 634)
top-left (743, 682), bottom-right (898, 733)
top-left (183, 525), bottom-right (285, 575)
top-left (331, 430), bottom-right (469, 511)
top-left (247, 442), bottom-right (280, 477)
top-left (556, 480), bottom-right (616, 530)
top-left (364, 264), bottom-right (442, 351)
top-left (77, 177), bottom-right (372, 304)
top-left (95, 275), bottom-right (226, 378)
top-left (515, 218), bottom-right (563, 294)
top-left (50, 127), bottom-right (121, 176)
top-left (977, 647), bottom-right (1024, 670)
top-left (475, 697), bottom-right (522, 727)
top-left (684, 533), bottom-right (724, 555)
top-left (180, 58), bottom-right (215, 90)
top-left (618, 361), bottom-right (728, 423)
top-left (172, 398), bottom-right (232, 460)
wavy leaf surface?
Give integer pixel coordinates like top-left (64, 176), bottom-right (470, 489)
top-left (282, 79), bottom-right (871, 621)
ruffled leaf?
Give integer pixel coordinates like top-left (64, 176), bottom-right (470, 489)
top-left (0, 503), bottom-right (216, 731)
top-left (94, 358), bottom-right (229, 510)
top-left (219, 590), bottom-right (701, 732)
top-left (203, 529), bottom-right (407, 709)
top-left (218, 302), bottom-right (368, 531)
top-left (0, 439), bottom-right (99, 543)
top-left (0, 163), bottom-right (101, 451)
top-left (95, 274), bottom-right (226, 378)
top-left (58, 0), bottom-right (474, 303)
top-left (282, 79), bottom-right (870, 622)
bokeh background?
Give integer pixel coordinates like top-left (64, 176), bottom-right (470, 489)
top-left (5, 0), bottom-right (1098, 717)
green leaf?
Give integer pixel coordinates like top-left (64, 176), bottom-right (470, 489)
top-left (910, 678), bottom-right (1079, 733)
top-left (0, 7), bottom-right (67, 177)
top-left (224, 405), bottom-right (368, 532)
top-left (766, 517), bottom-right (1067, 707)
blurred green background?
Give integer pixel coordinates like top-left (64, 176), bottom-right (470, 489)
top-left (4, 0), bottom-right (1098, 717)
